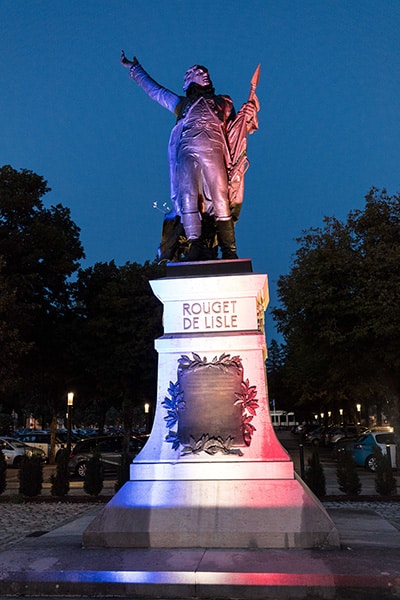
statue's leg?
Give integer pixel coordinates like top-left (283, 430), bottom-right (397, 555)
top-left (202, 148), bottom-right (238, 260)
top-left (200, 211), bottom-right (218, 260)
top-left (215, 218), bottom-right (238, 260)
top-left (230, 202), bottom-right (242, 224)
top-left (178, 151), bottom-right (204, 261)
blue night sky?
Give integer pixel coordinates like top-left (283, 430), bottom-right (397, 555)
top-left (2, 1), bottom-right (400, 341)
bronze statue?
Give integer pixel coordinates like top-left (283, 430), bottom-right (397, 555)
top-left (121, 52), bottom-right (260, 262)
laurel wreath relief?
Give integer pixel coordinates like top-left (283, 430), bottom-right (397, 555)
top-left (162, 353), bottom-right (258, 456)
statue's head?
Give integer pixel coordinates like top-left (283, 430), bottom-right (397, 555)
top-left (183, 65), bottom-right (212, 91)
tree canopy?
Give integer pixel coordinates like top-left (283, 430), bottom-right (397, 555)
top-left (273, 188), bottom-right (400, 437)
top-left (0, 165), bottom-right (165, 451)
top-left (0, 165), bottom-right (85, 401)
top-left (70, 260), bottom-right (164, 432)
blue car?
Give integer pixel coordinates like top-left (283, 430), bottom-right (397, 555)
top-left (345, 430), bottom-right (396, 471)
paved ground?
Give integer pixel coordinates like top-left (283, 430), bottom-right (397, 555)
top-left (0, 501), bottom-right (399, 599)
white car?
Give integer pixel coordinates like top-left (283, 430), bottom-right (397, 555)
top-left (0, 437), bottom-right (46, 467)
top-left (16, 431), bottom-right (66, 461)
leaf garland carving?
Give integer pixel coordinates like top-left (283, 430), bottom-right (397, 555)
top-left (162, 353), bottom-right (258, 454)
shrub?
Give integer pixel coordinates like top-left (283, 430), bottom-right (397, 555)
top-left (83, 446), bottom-right (104, 497)
top-left (305, 446), bottom-right (326, 498)
top-left (50, 449), bottom-right (70, 497)
top-left (336, 450), bottom-right (361, 496)
top-left (18, 455), bottom-right (43, 497)
top-left (0, 450), bottom-right (7, 494)
top-left (374, 446), bottom-right (397, 497)
top-left (114, 451), bottom-right (131, 493)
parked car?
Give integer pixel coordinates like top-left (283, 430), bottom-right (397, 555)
top-left (290, 423), bottom-right (316, 436)
top-left (0, 437), bottom-right (46, 467)
top-left (326, 424), bottom-right (367, 446)
top-left (16, 431), bottom-right (67, 461)
top-left (68, 434), bottom-right (145, 478)
top-left (54, 430), bottom-right (83, 445)
top-left (336, 430), bottom-right (396, 471)
top-left (304, 426), bottom-right (327, 446)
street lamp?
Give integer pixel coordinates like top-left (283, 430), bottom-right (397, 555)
top-left (144, 402), bottom-right (150, 434)
top-left (67, 392), bottom-right (74, 454)
top-left (356, 403), bottom-right (361, 425)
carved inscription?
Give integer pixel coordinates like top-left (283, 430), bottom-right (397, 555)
top-left (182, 300), bottom-right (238, 331)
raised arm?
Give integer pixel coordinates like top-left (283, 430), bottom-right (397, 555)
top-left (120, 51), bottom-right (181, 115)
top-left (120, 50), bottom-right (138, 69)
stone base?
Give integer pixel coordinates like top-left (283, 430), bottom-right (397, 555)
top-left (82, 266), bottom-right (339, 551)
top-left (82, 472), bottom-right (339, 549)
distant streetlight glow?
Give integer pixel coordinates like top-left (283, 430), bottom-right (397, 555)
top-left (67, 392), bottom-right (74, 454)
top-left (356, 403), bottom-right (362, 425)
top-left (144, 403), bottom-right (150, 434)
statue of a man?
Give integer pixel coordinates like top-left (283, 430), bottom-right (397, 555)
top-left (121, 52), bottom-right (259, 261)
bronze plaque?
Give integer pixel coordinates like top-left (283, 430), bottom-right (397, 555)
top-left (177, 360), bottom-right (244, 446)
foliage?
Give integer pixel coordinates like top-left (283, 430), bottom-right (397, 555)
top-left (373, 446), bottom-right (397, 497)
top-left (71, 260), bottom-right (164, 432)
top-left (0, 265), bottom-right (31, 392)
top-left (18, 455), bottom-right (43, 497)
top-left (265, 339), bottom-right (293, 412)
top-left (0, 165), bottom-right (84, 441)
top-left (273, 189), bottom-right (400, 438)
top-left (304, 447), bottom-right (326, 498)
top-left (180, 434), bottom-right (243, 456)
top-left (0, 413), bottom-right (14, 436)
top-left (0, 450), bottom-right (7, 494)
top-left (83, 446), bottom-right (104, 496)
top-left (234, 378), bottom-right (259, 446)
top-left (163, 353), bottom-right (257, 454)
top-left (114, 451), bottom-right (131, 493)
top-left (50, 449), bottom-right (70, 497)
top-left (336, 451), bottom-right (361, 496)
top-left (0, 163), bottom-right (164, 446)
top-left (177, 352), bottom-right (242, 372)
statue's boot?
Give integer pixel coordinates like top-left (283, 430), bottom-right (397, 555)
top-left (183, 239), bottom-right (203, 261)
top-left (216, 219), bottom-right (238, 259)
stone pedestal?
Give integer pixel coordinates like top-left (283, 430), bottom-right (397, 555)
top-left (83, 260), bottom-right (339, 549)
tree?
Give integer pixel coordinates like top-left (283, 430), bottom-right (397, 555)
top-left (265, 339), bottom-right (294, 413)
top-left (71, 260), bottom-right (164, 441)
top-left (0, 165), bottom-right (84, 455)
top-left (336, 451), bottom-right (361, 496)
top-left (0, 449), bottom-right (6, 495)
top-left (114, 451), bottom-right (131, 493)
top-left (83, 446), bottom-right (104, 497)
top-left (0, 165), bottom-right (83, 316)
top-left (373, 446), bottom-right (397, 497)
top-left (50, 448), bottom-right (70, 497)
top-left (304, 447), bottom-right (326, 498)
top-left (273, 189), bottom-right (400, 460)
top-left (0, 260), bottom-right (32, 390)
top-left (18, 455), bottom-right (43, 497)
